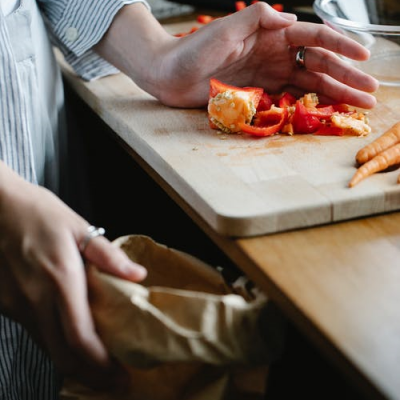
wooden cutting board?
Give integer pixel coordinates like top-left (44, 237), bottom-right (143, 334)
top-left (59, 51), bottom-right (400, 238)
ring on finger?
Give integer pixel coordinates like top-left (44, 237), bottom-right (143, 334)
top-left (79, 225), bottom-right (106, 253)
top-left (295, 46), bottom-right (307, 70)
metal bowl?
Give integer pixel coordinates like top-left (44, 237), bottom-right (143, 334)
top-left (313, 0), bottom-right (400, 86)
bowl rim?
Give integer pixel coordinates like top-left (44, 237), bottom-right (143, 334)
top-left (313, 0), bottom-right (400, 35)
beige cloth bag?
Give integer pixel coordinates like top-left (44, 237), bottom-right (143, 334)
top-left (61, 235), bottom-right (284, 400)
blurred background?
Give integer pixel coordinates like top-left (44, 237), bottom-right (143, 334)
top-left (147, 0), bottom-right (319, 22)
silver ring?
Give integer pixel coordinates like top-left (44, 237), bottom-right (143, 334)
top-left (295, 46), bottom-right (307, 70)
top-left (79, 225), bottom-right (105, 253)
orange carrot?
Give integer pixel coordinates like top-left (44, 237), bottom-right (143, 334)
top-left (349, 142), bottom-right (400, 187)
top-left (356, 121), bottom-right (400, 165)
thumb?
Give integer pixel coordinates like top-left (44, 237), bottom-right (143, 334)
top-left (231, 3), bottom-right (297, 33)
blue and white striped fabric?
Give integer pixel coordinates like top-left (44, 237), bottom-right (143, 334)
top-left (0, 0), bottom-right (148, 399)
top-left (0, 317), bottom-right (61, 400)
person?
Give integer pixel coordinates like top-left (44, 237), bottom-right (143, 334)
top-left (0, 0), bottom-right (379, 399)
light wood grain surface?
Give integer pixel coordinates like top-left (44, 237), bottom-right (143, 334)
top-left (237, 213), bottom-right (400, 400)
top-left (59, 24), bottom-right (400, 399)
top-left (58, 44), bottom-right (400, 238)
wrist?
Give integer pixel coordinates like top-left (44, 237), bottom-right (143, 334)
top-left (94, 2), bottom-right (174, 99)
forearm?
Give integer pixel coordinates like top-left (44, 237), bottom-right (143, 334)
top-left (94, 2), bottom-right (173, 100)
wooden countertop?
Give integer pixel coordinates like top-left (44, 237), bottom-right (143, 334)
top-left (59, 34), bottom-right (400, 399)
top-left (237, 213), bottom-right (400, 400)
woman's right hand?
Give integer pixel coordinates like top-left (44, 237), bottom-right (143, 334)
top-left (0, 161), bottom-right (147, 389)
top-left (95, 2), bottom-right (378, 109)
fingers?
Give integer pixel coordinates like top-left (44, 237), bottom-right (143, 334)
top-left (43, 236), bottom-right (110, 367)
top-left (285, 22), bottom-right (370, 61)
top-left (283, 23), bottom-right (380, 108)
top-left (42, 237), bottom-right (128, 389)
top-left (290, 69), bottom-right (377, 109)
top-left (37, 282), bottom-right (127, 390)
top-left (298, 47), bottom-right (378, 93)
top-left (287, 44), bottom-right (379, 108)
top-left (81, 233), bottom-right (147, 282)
top-left (0, 241), bottom-right (122, 389)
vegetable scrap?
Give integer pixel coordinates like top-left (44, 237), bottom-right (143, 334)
top-left (207, 78), bottom-right (370, 138)
top-left (174, 1), bottom-right (284, 37)
top-left (349, 122), bottom-right (400, 187)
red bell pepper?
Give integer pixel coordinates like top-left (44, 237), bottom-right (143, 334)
top-left (291, 100), bottom-right (322, 134)
top-left (254, 106), bottom-right (287, 126)
top-left (307, 105), bottom-right (336, 119)
top-left (314, 125), bottom-right (344, 136)
top-left (208, 79), bottom-right (364, 137)
top-left (332, 103), bottom-right (351, 113)
top-left (256, 92), bottom-right (273, 112)
top-left (209, 78), bottom-right (263, 109)
top-left (278, 92), bottom-right (296, 108)
top-left (239, 106), bottom-right (288, 137)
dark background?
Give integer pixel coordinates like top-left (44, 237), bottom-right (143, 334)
top-left (170, 0), bottom-right (321, 22)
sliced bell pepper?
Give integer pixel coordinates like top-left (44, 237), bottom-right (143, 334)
top-left (314, 125), bottom-right (344, 136)
top-left (291, 100), bottom-right (322, 134)
top-left (207, 79), bottom-right (365, 137)
top-left (306, 105), bottom-right (335, 119)
top-left (332, 103), bottom-right (351, 113)
top-left (278, 92), bottom-right (296, 108)
top-left (253, 106), bottom-right (287, 127)
top-left (256, 92), bottom-right (273, 112)
top-left (209, 78), bottom-right (263, 109)
top-left (239, 106), bottom-right (288, 137)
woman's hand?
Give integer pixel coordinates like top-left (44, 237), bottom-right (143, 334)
top-left (96, 2), bottom-right (379, 109)
top-left (0, 162), bottom-right (146, 389)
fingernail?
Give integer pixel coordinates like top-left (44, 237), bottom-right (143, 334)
top-left (127, 262), bottom-right (147, 280)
